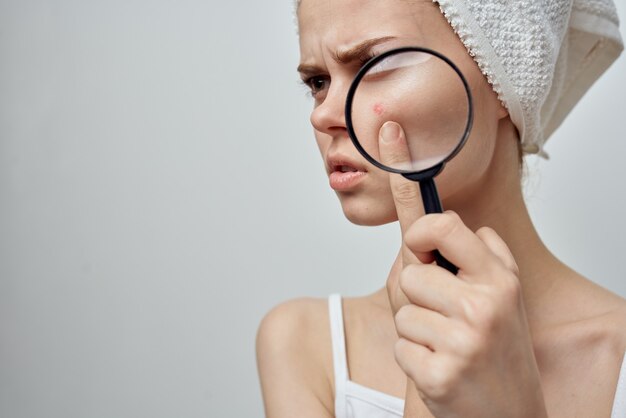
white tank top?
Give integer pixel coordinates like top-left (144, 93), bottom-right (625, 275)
top-left (328, 294), bottom-right (626, 418)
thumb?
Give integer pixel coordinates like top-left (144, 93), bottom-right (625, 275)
top-left (379, 121), bottom-right (424, 236)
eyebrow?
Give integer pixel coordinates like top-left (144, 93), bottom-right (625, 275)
top-left (297, 36), bottom-right (397, 77)
top-left (334, 36), bottom-right (396, 64)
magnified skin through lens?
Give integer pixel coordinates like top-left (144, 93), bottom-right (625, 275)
top-left (351, 50), bottom-right (470, 172)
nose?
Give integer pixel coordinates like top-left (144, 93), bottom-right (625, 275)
top-left (310, 82), bottom-right (347, 137)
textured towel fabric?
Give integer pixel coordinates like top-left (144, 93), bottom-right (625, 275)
top-left (434, 0), bottom-right (623, 157)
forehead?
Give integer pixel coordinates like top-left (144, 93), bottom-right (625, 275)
top-left (297, 0), bottom-right (452, 58)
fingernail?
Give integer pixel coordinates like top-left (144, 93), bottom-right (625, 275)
top-left (380, 121), bottom-right (400, 145)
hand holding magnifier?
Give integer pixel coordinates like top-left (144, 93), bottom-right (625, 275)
top-left (345, 47), bottom-right (474, 274)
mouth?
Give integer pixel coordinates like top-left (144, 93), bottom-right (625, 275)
top-left (334, 164), bottom-right (361, 173)
top-left (328, 159), bottom-right (368, 191)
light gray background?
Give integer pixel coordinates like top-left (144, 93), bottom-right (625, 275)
top-left (0, 1), bottom-right (625, 417)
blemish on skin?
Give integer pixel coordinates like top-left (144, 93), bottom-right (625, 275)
top-left (373, 103), bottom-right (385, 116)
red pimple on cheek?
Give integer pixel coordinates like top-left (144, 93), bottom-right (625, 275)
top-left (373, 103), bottom-right (385, 116)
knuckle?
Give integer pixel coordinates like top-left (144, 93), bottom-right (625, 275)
top-left (430, 212), bottom-right (460, 240)
top-left (462, 284), bottom-right (521, 336)
top-left (477, 226), bottom-right (520, 276)
top-left (476, 225), bottom-right (495, 235)
top-left (460, 291), bottom-right (498, 328)
top-left (393, 337), bottom-right (409, 360)
top-left (393, 338), bottom-right (415, 375)
top-left (456, 328), bottom-right (484, 359)
top-left (499, 274), bottom-right (522, 305)
top-left (395, 304), bottom-right (416, 328)
top-left (445, 325), bottom-right (473, 352)
top-left (459, 291), bottom-right (485, 320)
top-left (398, 264), bottom-right (419, 293)
top-left (476, 226), bottom-right (497, 242)
top-left (422, 359), bottom-right (457, 401)
top-left (497, 256), bottom-right (520, 277)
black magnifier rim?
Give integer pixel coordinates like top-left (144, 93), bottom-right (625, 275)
top-left (345, 46), bottom-right (474, 176)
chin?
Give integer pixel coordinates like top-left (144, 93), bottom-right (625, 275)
top-left (338, 194), bottom-right (397, 226)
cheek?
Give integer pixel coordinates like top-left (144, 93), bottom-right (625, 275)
top-left (351, 63), bottom-right (471, 170)
top-left (350, 98), bottom-right (386, 160)
top-left (435, 86), bottom-right (501, 200)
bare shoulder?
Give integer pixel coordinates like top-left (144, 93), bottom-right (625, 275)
top-left (603, 297), bottom-right (626, 346)
top-left (573, 284), bottom-right (626, 354)
top-left (256, 297), bottom-right (333, 364)
top-left (256, 297), bottom-right (334, 418)
top-left (555, 283), bottom-right (626, 361)
top-left (528, 279), bottom-right (626, 416)
top-left (544, 274), bottom-right (626, 351)
top-left (601, 298), bottom-right (626, 358)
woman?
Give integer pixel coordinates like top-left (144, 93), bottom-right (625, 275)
top-left (257, 0), bottom-right (626, 417)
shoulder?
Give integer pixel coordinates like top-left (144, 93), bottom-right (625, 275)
top-left (572, 302), bottom-right (626, 409)
top-left (535, 276), bottom-right (626, 373)
top-left (534, 287), bottom-right (626, 416)
top-left (602, 301), bottom-right (626, 357)
top-left (551, 290), bottom-right (626, 380)
top-left (256, 297), bottom-right (334, 417)
top-left (256, 297), bottom-right (331, 355)
top-left (577, 290), bottom-right (626, 355)
top-left (548, 275), bottom-right (626, 354)
top-left (553, 290), bottom-right (626, 361)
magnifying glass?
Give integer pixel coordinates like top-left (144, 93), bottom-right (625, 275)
top-left (345, 47), bottom-right (474, 274)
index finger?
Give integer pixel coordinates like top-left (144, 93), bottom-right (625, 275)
top-left (378, 121), bottom-right (424, 236)
top-left (379, 121), bottom-right (426, 266)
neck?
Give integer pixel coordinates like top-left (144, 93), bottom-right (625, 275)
top-left (442, 120), bottom-right (569, 329)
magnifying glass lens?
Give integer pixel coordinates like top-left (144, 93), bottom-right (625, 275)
top-left (349, 50), bottom-right (471, 172)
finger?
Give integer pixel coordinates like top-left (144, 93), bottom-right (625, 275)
top-left (379, 121), bottom-right (424, 236)
top-left (379, 121), bottom-right (426, 266)
top-left (394, 336), bottom-right (434, 385)
top-left (386, 252), bottom-right (412, 317)
top-left (475, 227), bottom-right (519, 276)
top-left (396, 344), bottom-right (456, 403)
top-left (399, 263), bottom-right (469, 317)
top-left (405, 211), bottom-right (497, 279)
top-left (395, 304), bottom-right (449, 351)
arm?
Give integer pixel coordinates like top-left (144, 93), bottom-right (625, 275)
top-left (256, 299), bottom-right (334, 418)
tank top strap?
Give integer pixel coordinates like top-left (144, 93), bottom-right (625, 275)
top-left (328, 293), bottom-right (348, 418)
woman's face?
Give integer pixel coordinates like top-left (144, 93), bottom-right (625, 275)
top-left (297, 0), bottom-right (510, 226)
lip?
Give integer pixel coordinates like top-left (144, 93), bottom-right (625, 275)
top-left (326, 154), bottom-right (368, 191)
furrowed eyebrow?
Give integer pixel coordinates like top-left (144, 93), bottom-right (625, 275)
top-left (334, 36), bottom-right (396, 64)
top-left (297, 36), bottom-right (397, 77)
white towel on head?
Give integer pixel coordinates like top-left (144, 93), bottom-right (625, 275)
top-left (434, 0), bottom-right (623, 157)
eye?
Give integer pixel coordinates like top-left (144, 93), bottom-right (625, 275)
top-left (302, 75), bottom-right (330, 100)
top-left (366, 51), bottom-right (432, 79)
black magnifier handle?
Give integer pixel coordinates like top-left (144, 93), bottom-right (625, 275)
top-left (416, 178), bottom-right (459, 275)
